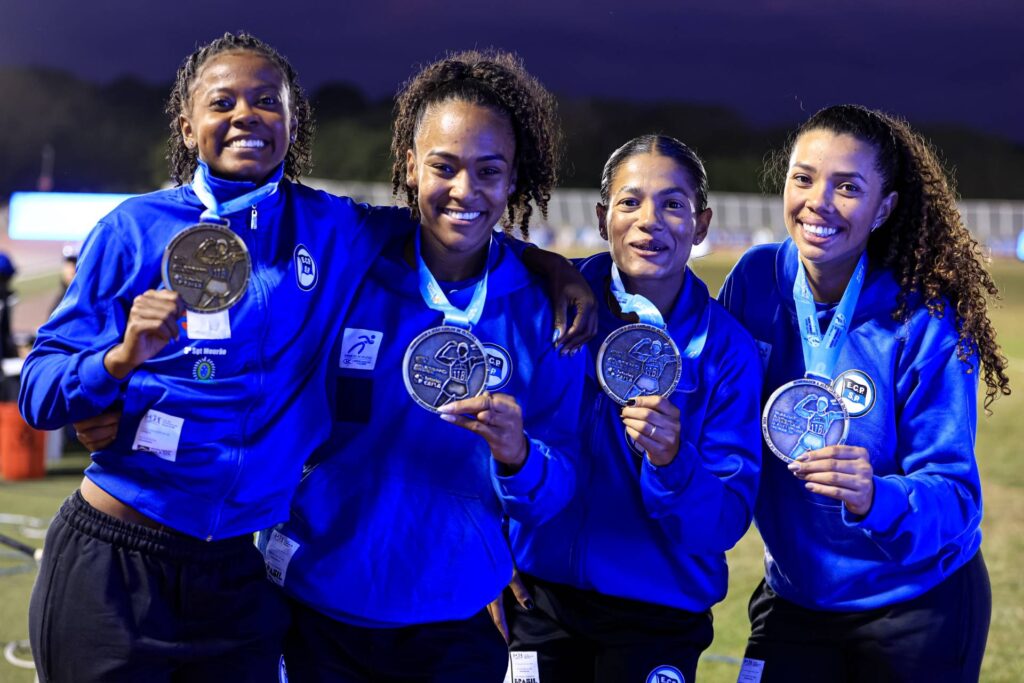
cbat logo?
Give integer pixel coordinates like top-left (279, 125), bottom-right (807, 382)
top-left (339, 327), bottom-right (382, 371)
top-left (294, 244), bottom-right (318, 291)
top-left (831, 369), bottom-right (876, 418)
top-left (646, 665), bottom-right (685, 683)
top-left (483, 343), bottom-right (513, 390)
top-left (192, 357), bottom-right (216, 381)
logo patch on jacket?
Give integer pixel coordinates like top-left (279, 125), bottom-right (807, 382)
top-left (294, 244), bottom-right (318, 291)
top-left (340, 328), bottom-right (382, 370)
top-left (192, 357), bottom-right (216, 381)
top-left (646, 665), bottom-right (685, 683)
top-left (832, 369), bottom-right (876, 417)
top-left (483, 343), bottom-right (513, 390)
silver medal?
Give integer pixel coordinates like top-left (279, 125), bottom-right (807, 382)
top-left (596, 323), bottom-right (682, 406)
top-left (403, 326), bottom-right (489, 413)
top-left (762, 378), bottom-right (849, 463)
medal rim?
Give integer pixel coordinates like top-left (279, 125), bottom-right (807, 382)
top-left (402, 325), bottom-right (488, 414)
top-left (595, 323), bottom-right (682, 406)
top-left (161, 223), bottom-right (252, 313)
top-left (761, 377), bottom-right (850, 463)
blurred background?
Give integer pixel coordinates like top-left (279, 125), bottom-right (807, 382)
top-left (0, 2), bottom-right (1021, 681)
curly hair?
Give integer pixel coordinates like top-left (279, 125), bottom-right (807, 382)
top-left (389, 49), bottom-right (561, 239)
top-left (165, 32), bottom-right (314, 185)
top-left (768, 104), bottom-right (1009, 409)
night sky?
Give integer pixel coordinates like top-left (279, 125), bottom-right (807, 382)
top-left (2, 0), bottom-right (1022, 142)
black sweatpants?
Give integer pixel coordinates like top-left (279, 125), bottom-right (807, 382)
top-left (283, 599), bottom-right (509, 682)
top-left (506, 575), bottom-right (713, 683)
top-left (29, 491), bottom-right (289, 683)
top-left (742, 550), bottom-right (991, 683)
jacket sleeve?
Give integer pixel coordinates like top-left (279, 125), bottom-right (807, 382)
top-left (19, 222), bottom-right (140, 429)
top-left (491, 342), bottom-right (584, 525)
top-left (845, 338), bottom-right (983, 564)
top-left (638, 334), bottom-right (763, 554)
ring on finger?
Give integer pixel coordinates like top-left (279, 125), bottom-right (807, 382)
top-left (650, 425), bottom-right (657, 438)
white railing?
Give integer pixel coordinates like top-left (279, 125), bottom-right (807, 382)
top-left (307, 179), bottom-right (1024, 256)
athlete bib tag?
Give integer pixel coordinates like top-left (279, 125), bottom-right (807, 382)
top-left (762, 253), bottom-right (865, 463)
top-left (403, 228), bottom-right (494, 413)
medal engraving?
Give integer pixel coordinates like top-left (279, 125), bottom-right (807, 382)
top-left (596, 324), bottom-right (682, 405)
top-left (762, 378), bottom-right (849, 463)
top-left (403, 326), bottom-right (488, 413)
top-left (162, 224), bottom-right (251, 312)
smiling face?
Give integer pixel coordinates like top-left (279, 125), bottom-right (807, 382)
top-left (179, 50), bottom-right (293, 184)
top-left (598, 152), bottom-right (711, 297)
top-left (406, 100), bottom-right (517, 269)
top-left (784, 129), bottom-right (897, 286)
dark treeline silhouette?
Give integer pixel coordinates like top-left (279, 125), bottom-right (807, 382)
top-left (2, 66), bottom-right (1022, 200)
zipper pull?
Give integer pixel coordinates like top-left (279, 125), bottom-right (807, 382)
top-left (250, 205), bottom-right (258, 230)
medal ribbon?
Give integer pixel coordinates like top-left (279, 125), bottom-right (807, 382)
top-left (415, 228), bottom-right (494, 329)
top-left (793, 252), bottom-right (867, 382)
top-left (610, 263), bottom-right (665, 327)
top-left (190, 160), bottom-right (282, 223)
top-left (610, 263), bottom-right (711, 359)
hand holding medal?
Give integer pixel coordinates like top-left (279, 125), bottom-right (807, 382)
top-left (103, 289), bottom-right (185, 379)
top-left (787, 444), bottom-right (875, 514)
top-left (438, 391), bottom-right (528, 470)
top-left (621, 394), bottom-right (681, 466)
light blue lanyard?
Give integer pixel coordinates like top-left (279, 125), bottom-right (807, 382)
top-left (610, 263), bottom-right (710, 360)
top-left (792, 252), bottom-right (867, 382)
top-left (190, 161), bottom-right (282, 223)
top-left (415, 228), bottom-right (494, 329)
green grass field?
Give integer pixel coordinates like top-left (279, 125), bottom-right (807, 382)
top-left (0, 252), bottom-right (1021, 682)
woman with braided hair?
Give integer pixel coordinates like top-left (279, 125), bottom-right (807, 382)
top-left (264, 50), bottom-right (585, 682)
top-left (719, 104), bottom-right (1008, 682)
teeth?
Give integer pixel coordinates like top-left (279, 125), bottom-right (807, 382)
top-left (634, 242), bottom-right (665, 252)
top-left (445, 210), bottom-right (481, 221)
top-left (801, 222), bottom-right (838, 237)
top-left (228, 139), bottom-right (265, 148)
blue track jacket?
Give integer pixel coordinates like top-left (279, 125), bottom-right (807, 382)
top-left (510, 252), bottom-right (763, 612)
top-left (719, 240), bottom-right (983, 610)
top-left (266, 231), bottom-right (585, 626)
top-left (20, 173), bottom-right (405, 540)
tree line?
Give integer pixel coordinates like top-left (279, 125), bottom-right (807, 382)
top-left (3, 66), bottom-right (1022, 199)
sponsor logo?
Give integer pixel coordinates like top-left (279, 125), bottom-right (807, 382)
top-left (483, 343), bottom-right (513, 390)
top-left (831, 369), bottom-right (876, 418)
top-left (339, 328), bottom-right (382, 370)
top-left (646, 665), bottom-right (685, 683)
top-left (294, 244), bottom-right (318, 291)
top-left (192, 357), bottom-right (216, 381)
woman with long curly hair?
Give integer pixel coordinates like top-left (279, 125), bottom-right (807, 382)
top-left (719, 104), bottom-right (1008, 682)
top-left (265, 50), bottom-right (585, 682)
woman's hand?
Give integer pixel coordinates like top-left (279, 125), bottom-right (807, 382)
top-left (73, 408), bottom-right (122, 452)
top-left (104, 290), bottom-right (184, 379)
top-left (438, 392), bottom-right (528, 470)
top-left (520, 247), bottom-right (597, 353)
top-left (789, 445), bottom-right (875, 516)
top-left (621, 395), bottom-right (681, 467)
top-left (486, 570), bottom-right (534, 643)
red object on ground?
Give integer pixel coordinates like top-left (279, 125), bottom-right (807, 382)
top-left (0, 402), bottom-right (45, 480)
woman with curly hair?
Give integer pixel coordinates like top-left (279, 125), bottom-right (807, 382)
top-left (19, 32), bottom-right (412, 681)
top-left (264, 50), bottom-right (584, 682)
top-left (719, 104), bottom-right (1008, 682)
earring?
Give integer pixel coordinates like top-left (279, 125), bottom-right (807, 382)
top-left (871, 220), bottom-right (882, 232)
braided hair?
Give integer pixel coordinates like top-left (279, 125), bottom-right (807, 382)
top-left (165, 32), bottom-right (314, 185)
top-left (390, 49), bottom-right (561, 239)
